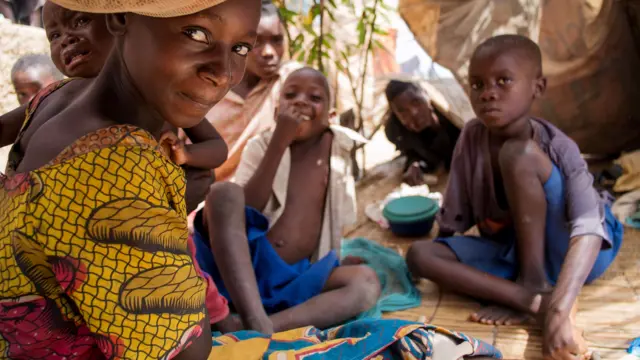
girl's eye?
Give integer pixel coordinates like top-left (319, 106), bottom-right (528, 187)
top-left (311, 95), bottom-right (323, 102)
top-left (470, 82), bottom-right (482, 90)
top-left (75, 17), bottom-right (90, 27)
top-left (184, 28), bottom-right (209, 44)
top-left (498, 78), bottom-right (511, 85)
top-left (49, 32), bottom-right (60, 41)
top-left (232, 44), bottom-right (252, 56)
top-left (284, 92), bottom-right (296, 99)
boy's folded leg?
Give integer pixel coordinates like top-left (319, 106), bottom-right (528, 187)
top-left (541, 165), bottom-right (623, 285)
top-left (199, 183), bottom-right (273, 334)
top-left (269, 264), bottom-right (381, 332)
top-left (193, 203), bottom-right (382, 332)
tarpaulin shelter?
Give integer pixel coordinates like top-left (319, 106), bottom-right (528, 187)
top-left (399, 0), bottom-right (640, 155)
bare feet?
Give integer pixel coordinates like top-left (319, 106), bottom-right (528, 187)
top-left (244, 315), bottom-right (274, 335)
top-left (213, 314), bottom-right (244, 333)
top-left (469, 279), bottom-right (548, 326)
top-left (469, 305), bottom-right (533, 325)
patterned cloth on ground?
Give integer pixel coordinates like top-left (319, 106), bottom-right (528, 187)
top-left (0, 80), bottom-right (211, 359)
top-left (341, 238), bottom-right (421, 319)
top-left (209, 318), bottom-right (503, 359)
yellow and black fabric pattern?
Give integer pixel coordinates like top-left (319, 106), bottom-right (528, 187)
top-left (0, 81), bottom-right (207, 359)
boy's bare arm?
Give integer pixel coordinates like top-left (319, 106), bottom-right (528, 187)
top-left (181, 119), bottom-right (228, 169)
top-left (243, 107), bottom-right (302, 211)
top-left (205, 183), bottom-right (273, 334)
top-left (542, 234), bottom-right (601, 354)
top-left (0, 104), bottom-right (28, 148)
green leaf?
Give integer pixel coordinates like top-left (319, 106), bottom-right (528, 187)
top-left (357, 18), bottom-right (366, 45)
top-left (373, 27), bottom-right (388, 36)
top-left (296, 51), bottom-right (307, 63)
top-left (311, 3), bottom-right (322, 18)
top-left (303, 23), bottom-right (318, 37)
top-left (373, 39), bottom-right (385, 50)
top-left (325, 33), bottom-right (336, 42)
top-left (325, 8), bottom-right (336, 21)
top-left (340, 50), bottom-right (350, 63)
top-left (293, 33), bottom-right (304, 45)
top-left (379, 2), bottom-right (395, 12)
top-left (307, 41), bottom-right (318, 66)
top-left (291, 42), bottom-right (302, 54)
top-left (279, 6), bottom-right (298, 18)
top-left (309, 50), bottom-right (318, 65)
top-left (322, 38), bottom-right (332, 49)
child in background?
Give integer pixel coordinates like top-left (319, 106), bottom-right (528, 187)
top-left (194, 67), bottom-right (380, 334)
top-left (384, 80), bottom-right (462, 186)
top-left (11, 53), bottom-right (64, 105)
top-left (205, 0), bottom-right (303, 181)
top-left (406, 35), bottom-right (623, 359)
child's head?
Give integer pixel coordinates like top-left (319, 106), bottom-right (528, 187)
top-left (279, 67), bottom-right (332, 141)
top-left (468, 34), bottom-right (546, 131)
top-left (43, 2), bottom-right (113, 78)
top-left (49, 0), bottom-right (261, 130)
top-left (244, 0), bottom-right (285, 80)
top-left (385, 80), bottom-right (438, 133)
top-left (11, 53), bottom-right (64, 105)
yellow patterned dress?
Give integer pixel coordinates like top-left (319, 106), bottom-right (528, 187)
top-left (0, 82), bottom-right (208, 359)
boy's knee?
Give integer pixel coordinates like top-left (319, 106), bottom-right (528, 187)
top-left (406, 241), bottom-right (434, 272)
top-left (498, 139), bottom-right (547, 176)
top-left (206, 181), bottom-right (244, 204)
top-left (349, 265), bottom-right (381, 311)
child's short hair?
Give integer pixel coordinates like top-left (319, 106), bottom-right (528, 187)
top-left (262, 0), bottom-right (283, 23)
top-left (384, 80), bottom-right (421, 103)
top-left (11, 53), bottom-right (64, 81)
top-left (473, 34), bottom-right (543, 76)
top-left (286, 66), bottom-right (334, 107)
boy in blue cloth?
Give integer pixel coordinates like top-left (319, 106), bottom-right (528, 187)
top-left (406, 35), bottom-right (623, 360)
top-left (192, 67), bottom-right (381, 335)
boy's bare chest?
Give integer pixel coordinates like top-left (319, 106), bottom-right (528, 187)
top-left (266, 134), bottom-right (333, 264)
top-left (488, 142), bottom-right (508, 209)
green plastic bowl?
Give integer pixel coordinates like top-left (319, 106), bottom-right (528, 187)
top-left (382, 196), bottom-right (439, 237)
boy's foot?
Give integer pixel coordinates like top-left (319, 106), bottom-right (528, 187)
top-left (469, 305), bottom-right (532, 325)
top-left (214, 314), bottom-right (244, 333)
top-left (470, 281), bottom-right (548, 326)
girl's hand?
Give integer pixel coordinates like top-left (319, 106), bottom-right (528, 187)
top-left (159, 130), bottom-right (189, 165)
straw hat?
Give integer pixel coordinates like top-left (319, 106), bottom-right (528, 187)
top-left (49, 0), bottom-right (227, 18)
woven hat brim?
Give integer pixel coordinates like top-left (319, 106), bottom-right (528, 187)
top-left (49, 0), bottom-right (227, 18)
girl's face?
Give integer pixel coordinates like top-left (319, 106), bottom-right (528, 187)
top-left (390, 87), bottom-right (438, 133)
top-left (113, 0), bottom-right (261, 129)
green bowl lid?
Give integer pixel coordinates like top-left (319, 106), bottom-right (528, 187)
top-left (382, 196), bottom-right (439, 223)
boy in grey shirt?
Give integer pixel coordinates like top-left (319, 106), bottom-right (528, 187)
top-left (406, 35), bottom-right (623, 359)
